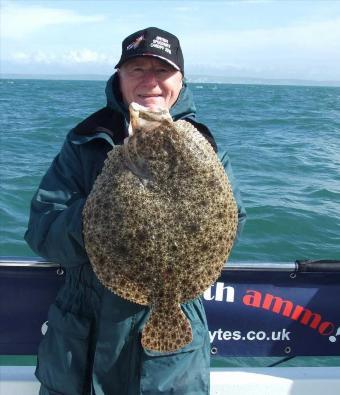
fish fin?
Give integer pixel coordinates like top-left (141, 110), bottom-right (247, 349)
top-left (141, 303), bottom-right (193, 352)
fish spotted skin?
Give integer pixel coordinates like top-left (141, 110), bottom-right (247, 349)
top-left (83, 103), bottom-right (238, 352)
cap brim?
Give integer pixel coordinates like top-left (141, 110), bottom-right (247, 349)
top-left (115, 54), bottom-right (180, 72)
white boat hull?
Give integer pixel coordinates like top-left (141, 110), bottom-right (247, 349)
top-left (1, 366), bottom-right (340, 395)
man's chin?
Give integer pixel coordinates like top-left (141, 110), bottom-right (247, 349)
top-left (136, 98), bottom-right (167, 110)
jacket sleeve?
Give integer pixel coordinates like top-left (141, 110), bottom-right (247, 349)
top-left (24, 134), bottom-right (89, 267)
top-left (219, 151), bottom-right (247, 242)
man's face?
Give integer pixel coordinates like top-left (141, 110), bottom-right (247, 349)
top-left (118, 57), bottom-right (183, 110)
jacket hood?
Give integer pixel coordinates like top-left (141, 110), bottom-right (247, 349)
top-left (105, 73), bottom-right (197, 122)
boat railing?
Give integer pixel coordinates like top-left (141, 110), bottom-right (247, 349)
top-left (1, 256), bottom-right (340, 272)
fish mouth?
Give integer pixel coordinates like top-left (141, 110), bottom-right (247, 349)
top-left (129, 102), bottom-right (143, 133)
top-left (128, 102), bottom-right (172, 135)
top-left (124, 102), bottom-right (173, 180)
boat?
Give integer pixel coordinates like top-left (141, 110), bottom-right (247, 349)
top-left (1, 257), bottom-right (340, 394)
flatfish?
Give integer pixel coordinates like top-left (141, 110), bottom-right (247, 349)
top-left (83, 102), bottom-right (238, 352)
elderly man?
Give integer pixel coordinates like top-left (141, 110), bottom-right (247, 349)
top-left (25, 27), bottom-right (246, 395)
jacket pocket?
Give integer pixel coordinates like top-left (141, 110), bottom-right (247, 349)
top-left (35, 303), bottom-right (92, 395)
top-left (140, 301), bottom-right (210, 395)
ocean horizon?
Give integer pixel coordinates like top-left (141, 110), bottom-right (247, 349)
top-left (2, 73), bottom-right (340, 88)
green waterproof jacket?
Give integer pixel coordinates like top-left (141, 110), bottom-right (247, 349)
top-left (25, 74), bottom-right (246, 395)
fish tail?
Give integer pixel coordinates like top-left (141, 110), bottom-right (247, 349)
top-left (141, 303), bottom-right (193, 352)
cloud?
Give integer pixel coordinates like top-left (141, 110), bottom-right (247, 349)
top-left (182, 16), bottom-right (340, 80)
top-left (63, 49), bottom-right (113, 64)
top-left (184, 17), bottom-right (340, 62)
top-left (10, 49), bottom-right (113, 65)
top-left (173, 6), bottom-right (195, 12)
top-left (1, 1), bottom-right (105, 39)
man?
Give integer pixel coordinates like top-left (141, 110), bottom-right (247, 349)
top-left (25, 27), bottom-right (246, 395)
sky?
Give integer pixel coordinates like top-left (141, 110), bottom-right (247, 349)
top-left (1, 0), bottom-right (340, 82)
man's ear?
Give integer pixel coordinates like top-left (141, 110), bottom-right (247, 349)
top-left (116, 70), bottom-right (122, 90)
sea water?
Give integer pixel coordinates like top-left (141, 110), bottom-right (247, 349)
top-left (1, 78), bottom-right (339, 261)
top-left (1, 78), bottom-right (339, 367)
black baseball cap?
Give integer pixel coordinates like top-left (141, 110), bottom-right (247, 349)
top-left (115, 27), bottom-right (184, 75)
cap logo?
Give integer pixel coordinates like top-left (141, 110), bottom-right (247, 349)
top-left (126, 34), bottom-right (144, 50)
top-left (150, 35), bottom-right (172, 55)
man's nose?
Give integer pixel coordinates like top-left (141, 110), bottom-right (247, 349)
top-left (143, 69), bottom-right (158, 84)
